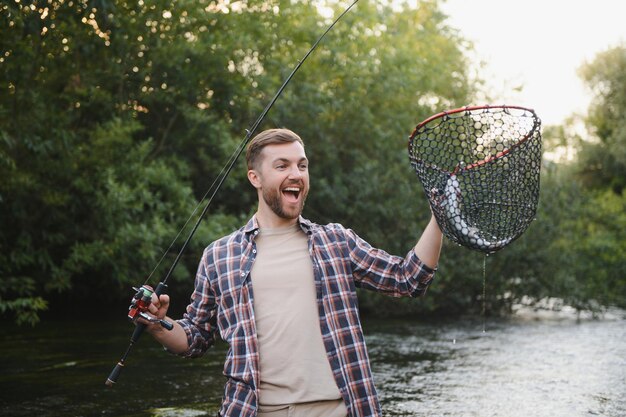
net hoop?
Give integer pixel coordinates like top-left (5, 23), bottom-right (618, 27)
top-left (408, 105), bottom-right (542, 253)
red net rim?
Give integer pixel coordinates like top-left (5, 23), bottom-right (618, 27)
top-left (409, 104), bottom-right (541, 175)
top-left (411, 104), bottom-right (537, 133)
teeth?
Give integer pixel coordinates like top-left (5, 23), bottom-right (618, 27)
top-left (284, 187), bottom-right (300, 192)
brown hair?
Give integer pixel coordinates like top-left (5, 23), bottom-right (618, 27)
top-left (245, 128), bottom-right (304, 170)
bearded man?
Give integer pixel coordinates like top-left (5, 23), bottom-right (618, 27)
top-left (143, 128), bottom-right (443, 417)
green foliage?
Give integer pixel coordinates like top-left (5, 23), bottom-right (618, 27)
top-left (0, 0), bottom-right (480, 324)
top-left (577, 44), bottom-right (626, 194)
top-left (531, 167), bottom-right (626, 311)
top-left (556, 44), bottom-right (626, 310)
top-left (495, 45), bottom-right (626, 316)
top-left (4, 0), bottom-right (620, 324)
top-left (0, 0), bottom-right (244, 322)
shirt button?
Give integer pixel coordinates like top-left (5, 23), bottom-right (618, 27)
top-left (252, 249), bottom-right (257, 254)
top-left (240, 271), bottom-right (246, 277)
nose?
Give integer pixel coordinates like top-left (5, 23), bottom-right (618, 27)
top-left (288, 164), bottom-right (303, 179)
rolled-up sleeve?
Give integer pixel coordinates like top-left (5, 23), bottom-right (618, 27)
top-left (345, 227), bottom-right (436, 297)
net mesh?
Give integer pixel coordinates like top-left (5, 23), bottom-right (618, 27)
top-left (408, 105), bottom-right (542, 253)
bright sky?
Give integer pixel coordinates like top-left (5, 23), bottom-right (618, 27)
top-left (438, 0), bottom-right (626, 126)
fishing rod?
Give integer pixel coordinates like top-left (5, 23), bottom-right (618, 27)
top-left (105, 0), bottom-right (360, 387)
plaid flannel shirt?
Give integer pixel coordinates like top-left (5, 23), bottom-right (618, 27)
top-left (177, 216), bottom-right (436, 417)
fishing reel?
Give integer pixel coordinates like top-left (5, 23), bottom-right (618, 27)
top-left (127, 284), bottom-right (174, 330)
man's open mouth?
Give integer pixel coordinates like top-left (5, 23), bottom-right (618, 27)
top-left (282, 186), bottom-right (301, 202)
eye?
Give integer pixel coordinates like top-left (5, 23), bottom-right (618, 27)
top-left (299, 163), bottom-right (308, 170)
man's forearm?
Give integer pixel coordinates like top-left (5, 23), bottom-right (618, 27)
top-left (413, 215), bottom-right (443, 269)
top-left (148, 318), bottom-right (190, 354)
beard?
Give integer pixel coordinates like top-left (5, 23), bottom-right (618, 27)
top-left (262, 185), bottom-right (307, 220)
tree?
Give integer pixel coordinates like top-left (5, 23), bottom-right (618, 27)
top-left (0, 0), bottom-right (481, 324)
top-left (577, 44), bottom-right (626, 195)
top-left (0, 0), bottom-right (248, 323)
top-left (499, 45), bottom-right (626, 315)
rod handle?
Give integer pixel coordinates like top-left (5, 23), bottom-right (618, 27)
top-left (105, 362), bottom-right (124, 387)
top-left (154, 281), bottom-right (168, 296)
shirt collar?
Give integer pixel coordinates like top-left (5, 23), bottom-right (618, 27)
top-left (244, 215), bottom-right (315, 235)
top-left (243, 216), bottom-right (260, 235)
top-left (297, 216), bottom-right (315, 235)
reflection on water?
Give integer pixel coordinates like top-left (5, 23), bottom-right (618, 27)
top-left (0, 313), bottom-right (624, 417)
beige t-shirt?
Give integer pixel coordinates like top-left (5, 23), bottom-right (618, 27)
top-left (250, 224), bottom-right (342, 406)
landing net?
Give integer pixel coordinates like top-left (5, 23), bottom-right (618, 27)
top-left (408, 105), bottom-right (542, 253)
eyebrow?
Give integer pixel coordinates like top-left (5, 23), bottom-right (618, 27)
top-left (272, 157), bottom-right (308, 164)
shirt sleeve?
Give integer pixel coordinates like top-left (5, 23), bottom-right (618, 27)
top-left (343, 227), bottom-right (436, 297)
top-left (173, 246), bottom-right (219, 358)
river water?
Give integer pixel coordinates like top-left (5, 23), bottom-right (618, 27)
top-left (1, 311), bottom-right (624, 417)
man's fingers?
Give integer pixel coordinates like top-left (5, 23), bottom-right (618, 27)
top-left (148, 303), bottom-right (159, 315)
top-left (150, 291), bottom-right (159, 305)
top-left (159, 294), bottom-right (170, 310)
top-left (145, 293), bottom-right (170, 317)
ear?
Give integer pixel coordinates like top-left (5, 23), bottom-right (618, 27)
top-left (247, 169), bottom-right (262, 189)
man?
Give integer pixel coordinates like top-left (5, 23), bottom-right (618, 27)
top-left (143, 128), bottom-right (443, 417)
